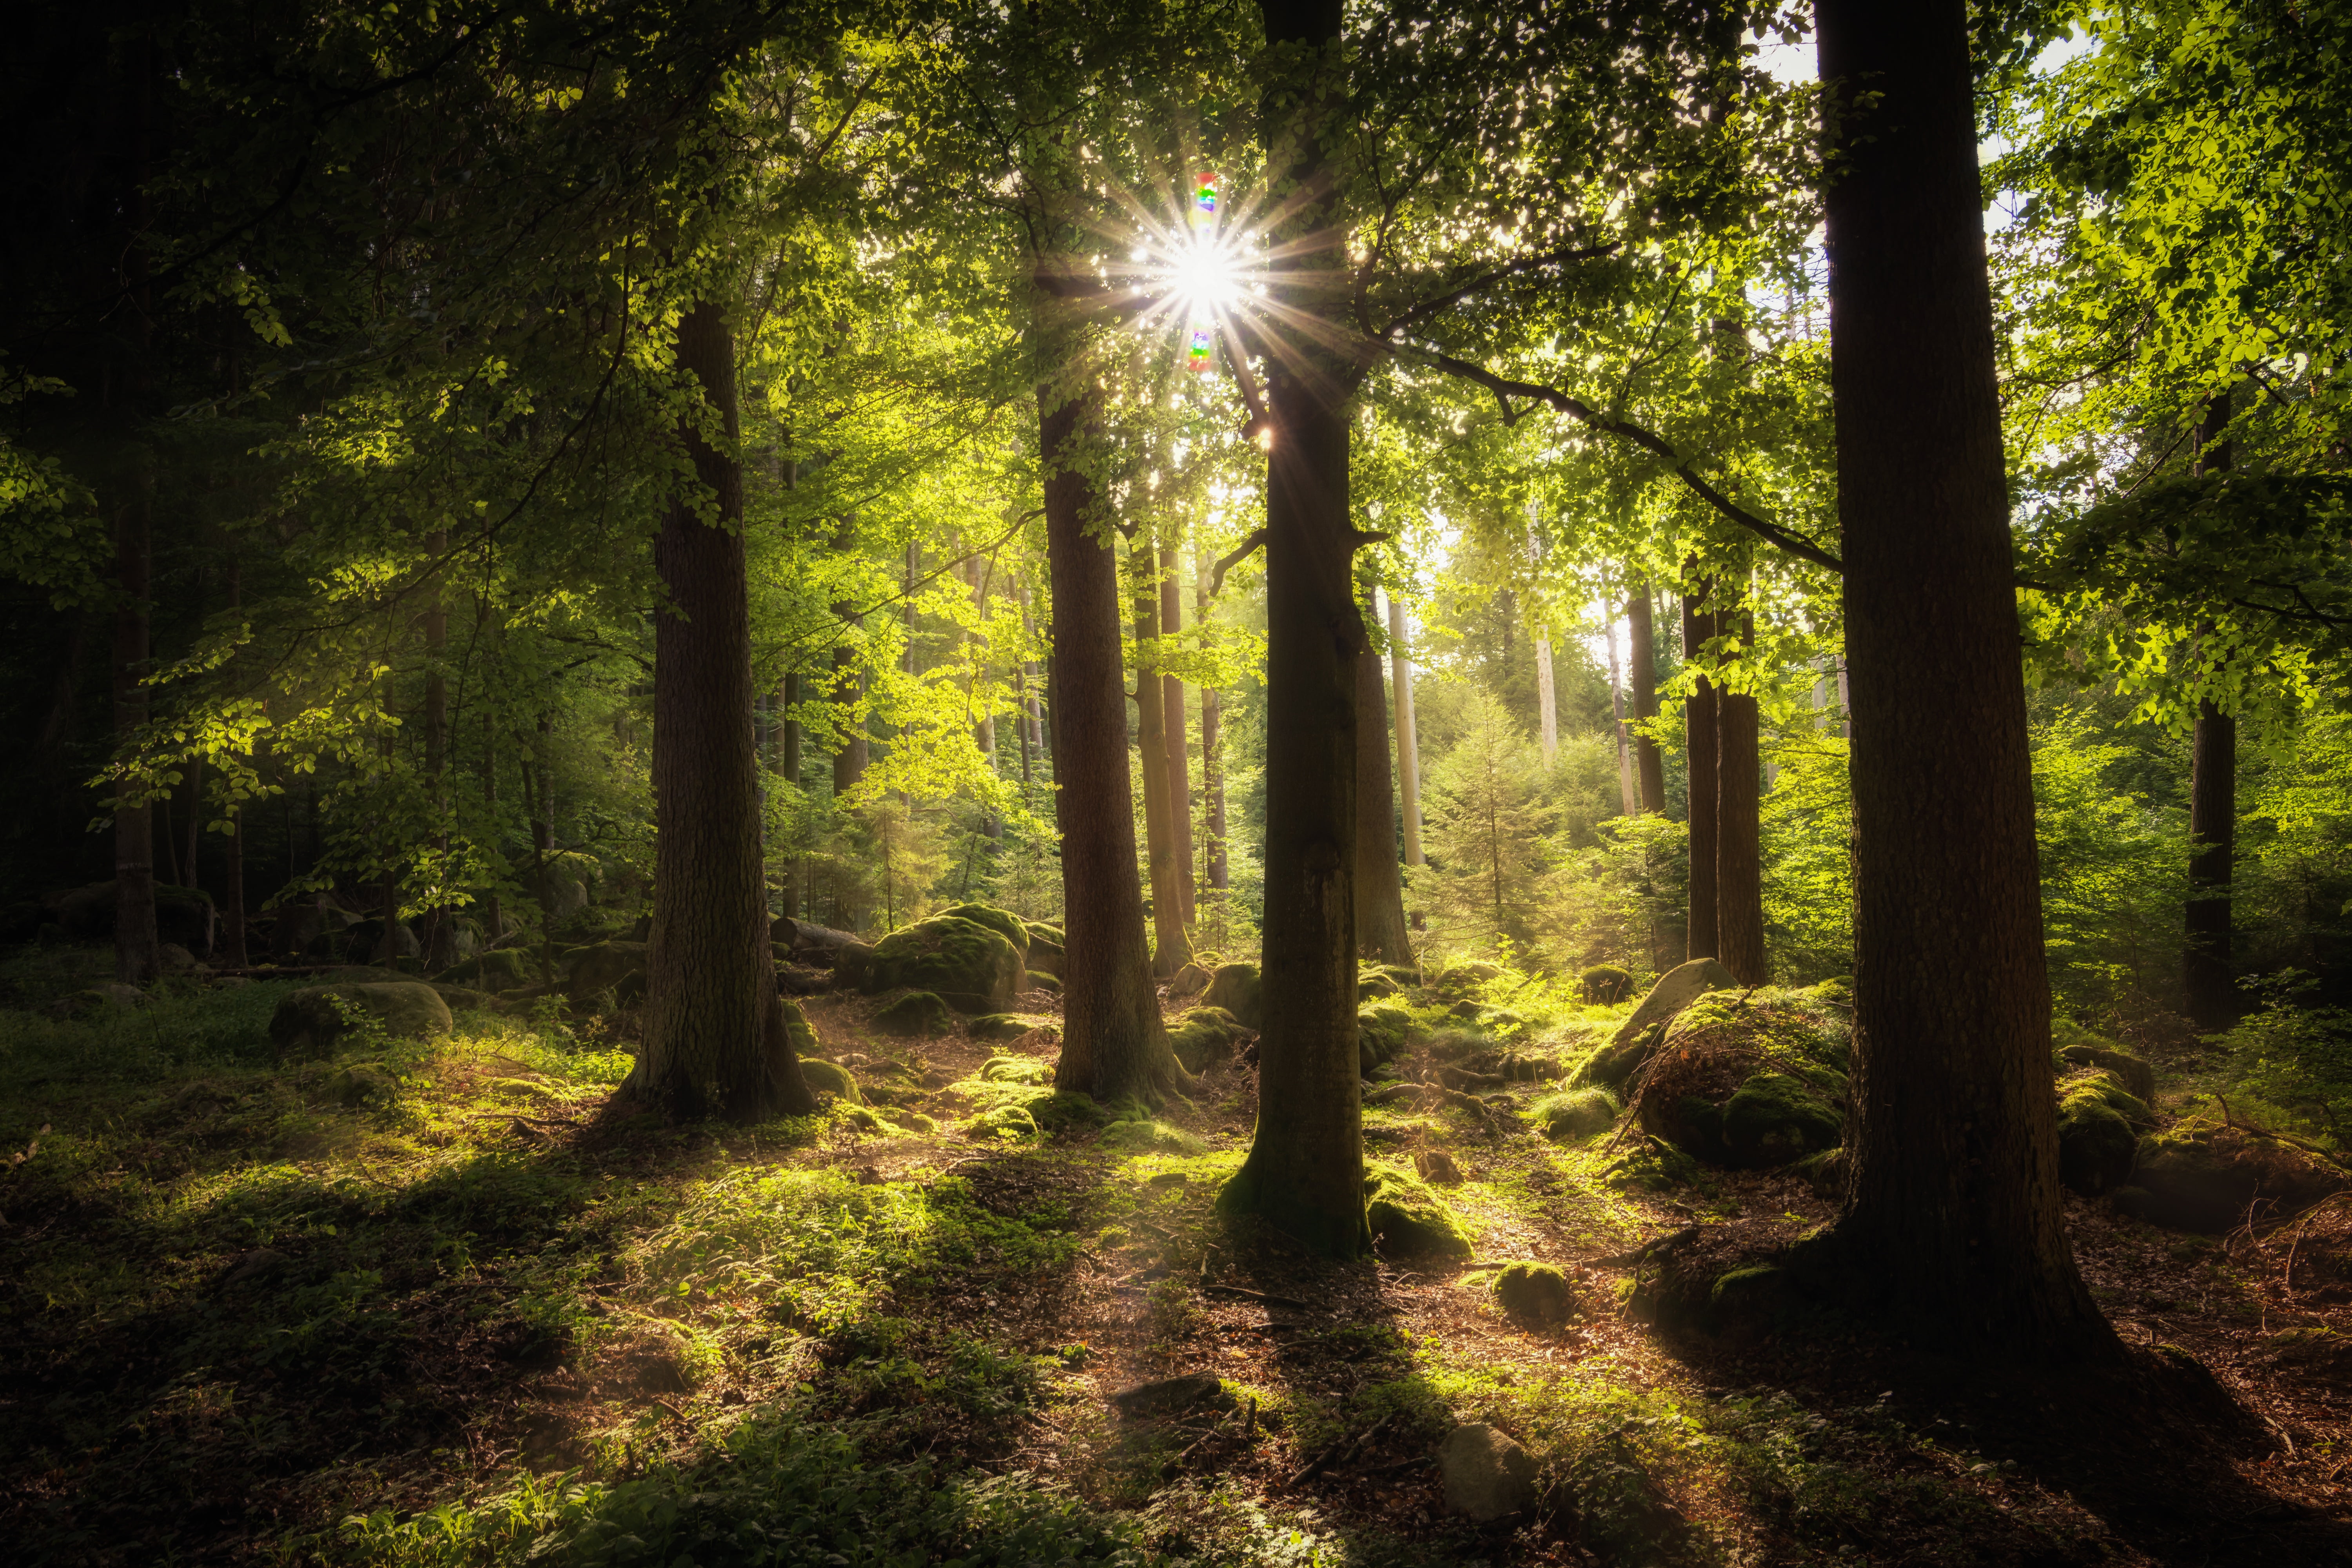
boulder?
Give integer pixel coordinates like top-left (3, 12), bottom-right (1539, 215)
top-left (799, 1059), bottom-right (861, 1103)
top-left (564, 940), bottom-right (647, 997)
top-left (1022, 924), bottom-right (1065, 976)
top-left (1577, 957), bottom-right (1740, 1091)
top-left (1579, 964), bottom-right (1632, 1005)
top-left (1169, 962), bottom-right (1212, 998)
top-left (980, 1054), bottom-right (1054, 1085)
top-left (1169, 1006), bottom-right (1247, 1072)
top-left (968, 1103), bottom-right (1041, 1142)
top-left (967, 1013), bottom-right (1036, 1043)
top-left (54, 879), bottom-right (216, 954)
top-left (1628, 991), bottom-right (1847, 1169)
top-left (873, 991), bottom-right (954, 1038)
top-left (440, 947), bottom-right (536, 991)
top-left (1432, 961), bottom-right (1503, 998)
top-left (1492, 1261), bottom-right (1577, 1325)
top-left (269, 982), bottom-right (453, 1054)
top-left (1025, 971), bottom-right (1062, 995)
top-left (861, 915), bottom-right (1022, 1012)
top-left (1201, 962), bottom-right (1263, 1028)
top-left (1357, 970), bottom-right (1400, 1001)
top-left (1366, 1165), bottom-right (1473, 1260)
top-left (1531, 1086), bottom-right (1619, 1143)
top-left (2056, 1083), bottom-right (2140, 1196)
top-left (343, 918), bottom-right (421, 962)
top-left (2115, 1121), bottom-right (2348, 1232)
top-left (1357, 1004), bottom-right (1418, 1075)
top-left (2057, 1041), bottom-right (2156, 1107)
top-left (1439, 1423), bottom-right (1537, 1521)
top-left (936, 904), bottom-right (1029, 966)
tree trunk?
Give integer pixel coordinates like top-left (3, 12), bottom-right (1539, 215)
top-left (2185, 390), bottom-right (2236, 1031)
top-left (635, 299), bottom-right (815, 1122)
top-left (1132, 536), bottom-right (1193, 976)
top-left (1386, 590), bottom-right (1424, 866)
top-left (1606, 613), bottom-right (1636, 816)
top-left (221, 552), bottom-right (248, 969)
top-left (480, 706), bottom-right (502, 944)
top-left (1716, 574), bottom-right (1768, 984)
top-left (831, 516), bottom-right (868, 798)
top-left (1682, 585), bottom-right (1719, 959)
top-left (111, 451), bottom-right (160, 985)
top-left (1038, 372), bottom-right (1182, 1103)
top-left (524, 719), bottom-right (555, 982)
top-left (1159, 544), bottom-right (1196, 924)
top-left (1354, 642), bottom-right (1412, 963)
top-left (422, 530), bottom-right (456, 969)
top-left (780, 673), bottom-right (802, 786)
top-left (1534, 631), bottom-right (1559, 767)
top-left (1197, 552), bottom-right (1229, 891)
top-left (1219, 0), bottom-right (1371, 1261)
top-left (1627, 585), bottom-right (1666, 814)
top-left (1802, 0), bottom-right (2113, 1355)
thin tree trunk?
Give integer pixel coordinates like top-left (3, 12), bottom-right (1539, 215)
top-left (636, 299), bottom-right (815, 1121)
top-left (521, 719), bottom-right (555, 981)
top-left (1354, 642), bottom-right (1412, 963)
top-left (1387, 590), bottom-right (1424, 866)
top-left (1132, 535), bottom-right (1193, 976)
top-left (1627, 585), bottom-right (1666, 815)
top-left (2185, 389), bottom-right (2236, 1030)
top-left (831, 516), bottom-right (868, 798)
top-left (1220, 0), bottom-right (1371, 1260)
top-left (1716, 571), bottom-right (1768, 984)
top-left (1534, 631), bottom-right (1559, 767)
top-left (1803, 0), bottom-right (2112, 1356)
top-left (1036, 367), bottom-right (1181, 1104)
top-left (422, 530), bottom-right (454, 969)
top-left (1160, 543), bottom-right (1196, 924)
top-left (1606, 614), bottom-right (1636, 816)
top-left (1196, 552), bottom-right (1229, 891)
top-left (781, 673), bottom-right (802, 786)
top-left (111, 451), bottom-right (160, 985)
top-left (221, 546), bottom-right (248, 968)
top-left (1682, 583), bottom-right (1719, 959)
top-left (480, 706), bottom-right (501, 944)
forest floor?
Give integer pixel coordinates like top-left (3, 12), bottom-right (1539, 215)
top-left (5, 946), bottom-right (2352, 1566)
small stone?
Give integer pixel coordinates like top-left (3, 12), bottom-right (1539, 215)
top-left (1440, 1421), bottom-right (1537, 1521)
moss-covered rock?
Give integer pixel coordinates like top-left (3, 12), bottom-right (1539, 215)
top-left (1029, 1091), bottom-right (1114, 1134)
top-left (1531, 1086), bottom-right (1619, 1142)
top-left (1493, 1261), bottom-right (1577, 1324)
top-left (1576, 958), bottom-right (1741, 1092)
top-left (1601, 1134), bottom-right (1704, 1193)
top-left (1629, 991), bottom-right (1849, 1168)
top-left (2053, 1020), bottom-right (2155, 1104)
top-left (563, 940), bottom-right (647, 997)
top-left (967, 1013), bottom-right (1038, 1043)
top-left (1169, 1007), bottom-right (1247, 1073)
top-left (1431, 961), bottom-right (1502, 998)
top-left (438, 947), bottom-right (535, 991)
top-left (2055, 1089), bottom-right (2136, 1196)
top-left (269, 982), bottom-right (453, 1055)
top-left (1170, 962), bottom-right (1212, 998)
top-left (1792, 1146), bottom-right (1846, 1198)
top-left (1579, 964), bottom-right (1632, 1005)
top-left (872, 991), bottom-right (955, 1037)
top-left (862, 915), bottom-right (1024, 1012)
top-left (1022, 925), bottom-right (1064, 976)
top-left (968, 1103), bottom-right (1041, 1142)
top-left (1202, 962), bottom-right (1263, 1028)
top-left (2116, 1120), bottom-right (2349, 1232)
top-left (1025, 971), bottom-right (1062, 995)
top-left (1364, 1165), bottom-right (1474, 1260)
top-left (799, 1059), bottom-right (862, 1103)
top-left (1357, 970), bottom-right (1401, 1001)
top-left (937, 904), bottom-right (1029, 964)
top-left (980, 1054), bottom-right (1054, 1085)
top-left (1357, 1004), bottom-right (1419, 1075)
top-left (2062, 1067), bottom-right (2154, 1129)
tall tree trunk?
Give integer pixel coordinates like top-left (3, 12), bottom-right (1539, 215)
top-left (1132, 536), bottom-right (1193, 975)
top-left (1196, 552), bottom-right (1229, 891)
top-left (1159, 544), bottom-right (1196, 924)
top-left (831, 516), bottom-right (868, 798)
top-left (1606, 614), bottom-right (1636, 816)
top-left (522, 718), bottom-right (555, 982)
top-left (1682, 584), bottom-right (1719, 959)
top-left (1716, 572), bottom-right (1768, 984)
top-left (1802, 0), bottom-right (2112, 1355)
top-left (422, 530), bottom-right (455, 969)
top-left (220, 544), bottom-right (248, 968)
top-left (110, 454), bottom-right (159, 985)
top-left (480, 706), bottom-right (502, 945)
top-left (1354, 642), bottom-right (1412, 963)
top-left (635, 299), bottom-right (815, 1121)
top-left (1387, 590), bottom-right (1424, 866)
top-left (779, 671), bottom-right (804, 919)
top-left (1219, 0), bottom-right (1370, 1260)
top-left (1534, 631), bottom-right (1559, 767)
top-left (1038, 370), bottom-right (1181, 1103)
top-left (1627, 585), bottom-right (1666, 814)
top-left (2185, 389), bottom-right (2236, 1030)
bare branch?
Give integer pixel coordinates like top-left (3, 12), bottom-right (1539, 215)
top-left (1211, 528), bottom-right (1269, 593)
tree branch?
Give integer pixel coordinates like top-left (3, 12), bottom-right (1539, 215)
top-left (1376, 243), bottom-right (1621, 341)
top-left (1210, 529), bottom-right (1269, 593)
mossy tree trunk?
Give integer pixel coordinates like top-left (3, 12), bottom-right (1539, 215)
top-left (635, 299), bottom-right (816, 1122)
top-left (1219, 0), bottom-right (1372, 1261)
top-left (1681, 583), bottom-right (1719, 960)
top-left (1800, 0), bottom-right (2114, 1356)
top-left (1039, 362), bottom-right (1184, 1105)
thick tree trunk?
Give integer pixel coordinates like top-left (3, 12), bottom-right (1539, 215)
top-left (1716, 575), bottom-right (1768, 984)
top-left (1132, 537), bottom-right (1193, 976)
top-left (1219, 0), bottom-right (1370, 1260)
top-left (1627, 585), bottom-right (1666, 814)
top-left (111, 452), bottom-right (160, 985)
top-left (635, 300), bottom-right (815, 1122)
top-left (2185, 391), bottom-right (2236, 1030)
top-left (1386, 590), bottom-right (1424, 867)
top-left (1682, 586), bottom-right (1719, 959)
top-left (1039, 374), bottom-right (1182, 1103)
top-left (1159, 544), bottom-right (1196, 924)
top-left (1802, 0), bottom-right (2112, 1355)
top-left (1354, 642), bottom-right (1412, 963)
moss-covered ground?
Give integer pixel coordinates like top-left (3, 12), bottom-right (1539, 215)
top-left (4, 946), bottom-right (2350, 1564)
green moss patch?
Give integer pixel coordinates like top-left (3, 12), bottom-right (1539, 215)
top-left (1364, 1163), bottom-right (1473, 1260)
top-left (872, 991), bottom-right (954, 1038)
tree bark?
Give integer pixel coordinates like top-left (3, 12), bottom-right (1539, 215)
top-left (1627, 585), bottom-right (1666, 814)
top-left (635, 299), bottom-right (815, 1122)
top-left (1386, 590), bottom-right (1424, 867)
top-left (1132, 536), bottom-right (1194, 976)
top-left (1716, 574), bottom-right (1768, 984)
top-left (1606, 614), bottom-right (1636, 816)
top-left (1039, 372), bottom-right (1182, 1103)
top-left (1197, 552), bottom-right (1229, 891)
top-left (1354, 641), bottom-right (1412, 963)
top-left (1682, 584), bottom-right (1719, 959)
top-left (1802, 0), bottom-right (2112, 1355)
top-left (1219, 0), bottom-right (1371, 1261)
top-left (218, 551), bottom-right (248, 968)
top-left (1160, 544), bottom-right (1196, 924)
top-left (110, 450), bottom-right (160, 985)
top-left (831, 516), bottom-right (868, 798)
top-left (480, 704), bottom-right (502, 944)
top-left (422, 530), bottom-right (457, 969)
top-left (2185, 390), bottom-right (2236, 1030)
